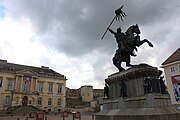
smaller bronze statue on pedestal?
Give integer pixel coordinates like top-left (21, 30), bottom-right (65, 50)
top-left (159, 76), bottom-right (168, 94)
top-left (104, 84), bottom-right (109, 99)
top-left (119, 82), bottom-right (127, 98)
top-left (144, 73), bottom-right (152, 94)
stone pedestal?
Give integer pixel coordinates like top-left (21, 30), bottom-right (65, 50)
top-left (96, 64), bottom-right (180, 120)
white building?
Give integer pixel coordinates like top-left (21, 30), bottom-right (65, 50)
top-left (161, 48), bottom-right (180, 105)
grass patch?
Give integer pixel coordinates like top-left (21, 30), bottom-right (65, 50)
top-left (66, 98), bottom-right (89, 108)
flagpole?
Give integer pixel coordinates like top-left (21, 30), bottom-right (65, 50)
top-left (101, 15), bottom-right (117, 40)
top-left (101, 5), bottom-right (126, 40)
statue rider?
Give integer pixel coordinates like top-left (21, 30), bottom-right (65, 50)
top-left (108, 27), bottom-right (137, 56)
top-left (108, 27), bottom-right (136, 71)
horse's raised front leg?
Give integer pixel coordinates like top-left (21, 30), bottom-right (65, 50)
top-left (143, 39), bottom-right (153, 47)
top-left (136, 39), bottom-right (154, 47)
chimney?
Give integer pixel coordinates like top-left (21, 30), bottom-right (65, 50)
top-left (41, 66), bottom-right (49, 70)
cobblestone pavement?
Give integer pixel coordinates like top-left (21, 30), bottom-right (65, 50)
top-left (0, 112), bottom-right (96, 120)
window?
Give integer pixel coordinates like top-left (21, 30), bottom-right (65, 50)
top-left (48, 83), bottom-right (53, 93)
top-left (24, 82), bottom-right (29, 92)
top-left (58, 98), bottom-right (61, 105)
top-left (58, 84), bottom-right (62, 93)
top-left (39, 82), bottom-right (44, 92)
top-left (24, 77), bottom-right (30, 92)
top-left (48, 98), bottom-right (52, 105)
top-left (7, 79), bottom-right (13, 90)
top-left (5, 96), bottom-right (11, 105)
top-left (170, 67), bottom-right (175, 72)
top-left (38, 98), bottom-right (42, 106)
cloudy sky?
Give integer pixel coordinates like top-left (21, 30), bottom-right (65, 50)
top-left (0, 0), bottom-right (179, 89)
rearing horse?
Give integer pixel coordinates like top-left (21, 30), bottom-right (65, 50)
top-left (112, 24), bottom-right (153, 72)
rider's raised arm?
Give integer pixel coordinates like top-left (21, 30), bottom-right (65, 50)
top-left (108, 28), bottom-right (116, 35)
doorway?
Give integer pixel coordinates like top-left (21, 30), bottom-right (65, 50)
top-left (22, 96), bottom-right (28, 106)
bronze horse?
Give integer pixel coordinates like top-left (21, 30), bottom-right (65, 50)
top-left (111, 24), bottom-right (153, 72)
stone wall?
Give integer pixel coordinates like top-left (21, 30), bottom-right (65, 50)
top-left (106, 64), bottom-right (162, 99)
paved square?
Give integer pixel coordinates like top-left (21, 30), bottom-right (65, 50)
top-left (0, 113), bottom-right (95, 120)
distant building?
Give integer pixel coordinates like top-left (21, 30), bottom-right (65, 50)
top-left (0, 59), bottom-right (67, 112)
top-left (161, 48), bottom-right (180, 105)
top-left (80, 85), bottom-right (93, 102)
top-left (66, 87), bottom-right (81, 99)
top-left (66, 85), bottom-right (103, 102)
top-left (93, 89), bottom-right (104, 99)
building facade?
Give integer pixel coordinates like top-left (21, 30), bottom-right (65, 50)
top-left (66, 85), bottom-right (103, 102)
top-left (0, 60), bottom-right (67, 112)
top-left (66, 87), bottom-right (81, 99)
top-left (161, 48), bottom-right (180, 105)
top-left (93, 89), bottom-right (104, 99)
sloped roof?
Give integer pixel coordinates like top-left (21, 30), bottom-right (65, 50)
top-left (161, 48), bottom-right (180, 65)
top-left (0, 59), bottom-right (66, 79)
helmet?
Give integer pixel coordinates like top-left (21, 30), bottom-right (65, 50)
top-left (117, 27), bottom-right (121, 33)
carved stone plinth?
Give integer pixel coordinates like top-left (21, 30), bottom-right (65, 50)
top-left (96, 64), bottom-right (180, 120)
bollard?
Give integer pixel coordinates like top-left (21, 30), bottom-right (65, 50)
top-left (29, 112), bottom-right (37, 118)
top-left (92, 115), bottom-right (95, 120)
top-left (73, 112), bottom-right (81, 120)
top-left (62, 111), bottom-right (68, 120)
top-left (36, 112), bottom-right (45, 120)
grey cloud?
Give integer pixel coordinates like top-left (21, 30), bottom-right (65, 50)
top-left (3, 0), bottom-right (180, 88)
top-left (5, 0), bottom-right (179, 57)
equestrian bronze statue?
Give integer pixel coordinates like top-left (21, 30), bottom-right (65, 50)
top-left (108, 24), bottom-right (153, 72)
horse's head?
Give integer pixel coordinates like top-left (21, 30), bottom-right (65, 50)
top-left (132, 24), bottom-right (141, 35)
top-left (125, 24), bottom-right (141, 36)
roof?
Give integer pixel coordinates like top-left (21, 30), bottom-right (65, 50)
top-left (161, 48), bottom-right (180, 65)
top-left (0, 59), bottom-right (66, 79)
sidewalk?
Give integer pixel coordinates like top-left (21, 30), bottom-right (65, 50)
top-left (0, 112), bottom-right (96, 120)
